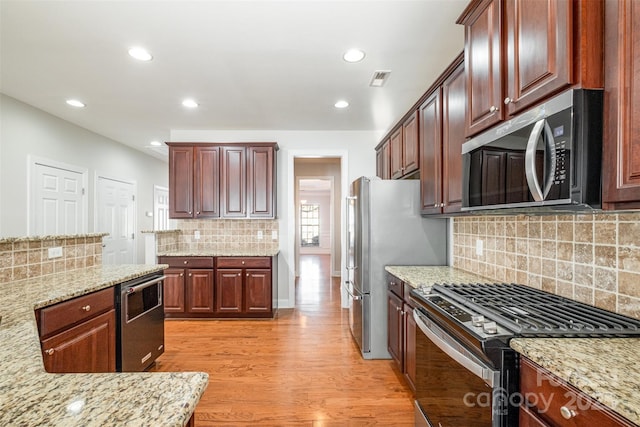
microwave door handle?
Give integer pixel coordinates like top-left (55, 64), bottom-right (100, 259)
top-left (541, 121), bottom-right (557, 199)
top-left (413, 309), bottom-right (498, 388)
top-left (525, 119), bottom-right (546, 202)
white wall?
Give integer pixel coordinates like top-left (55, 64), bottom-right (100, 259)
top-left (170, 129), bottom-right (381, 308)
top-left (0, 94), bottom-right (168, 262)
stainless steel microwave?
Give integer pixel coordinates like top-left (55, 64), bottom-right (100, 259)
top-left (461, 89), bottom-right (603, 212)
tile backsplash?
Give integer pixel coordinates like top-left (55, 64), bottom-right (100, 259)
top-left (157, 219), bottom-right (279, 254)
top-left (452, 213), bottom-right (640, 319)
top-left (0, 234), bottom-right (104, 283)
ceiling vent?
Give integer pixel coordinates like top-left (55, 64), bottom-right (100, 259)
top-left (369, 70), bottom-right (391, 87)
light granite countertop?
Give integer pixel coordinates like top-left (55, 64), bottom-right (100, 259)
top-left (384, 265), bottom-right (491, 290)
top-left (158, 250), bottom-right (279, 257)
top-left (385, 266), bottom-right (640, 425)
top-left (511, 338), bottom-right (640, 425)
top-left (0, 264), bottom-right (208, 427)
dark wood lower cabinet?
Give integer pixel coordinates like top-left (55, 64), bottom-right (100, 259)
top-left (386, 273), bottom-right (416, 393)
top-left (160, 256), bottom-right (275, 318)
top-left (36, 287), bottom-right (116, 373)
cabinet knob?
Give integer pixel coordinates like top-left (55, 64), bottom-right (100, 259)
top-left (389, 281), bottom-right (396, 286)
top-left (434, 203), bottom-right (438, 208)
top-left (246, 273), bottom-right (249, 277)
top-left (184, 260), bottom-right (188, 264)
top-left (489, 105), bottom-right (498, 113)
top-left (189, 273), bottom-right (192, 277)
top-left (241, 261), bottom-right (245, 265)
top-left (45, 349), bottom-right (55, 356)
top-left (196, 211), bottom-right (200, 215)
top-left (396, 307), bottom-right (401, 312)
top-left (188, 211), bottom-right (192, 215)
top-left (440, 203), bottom-right (444, 208)
top-left (238, 273), bottom-right (241, 276)
top-left (503, 97), bottom-right (512, 105)
top-left (180, 273), bottom-right (184, 277)
top-left (81, 305), bottom-right (91, 312)
top-left (560, 406), bottom-right (577, 420)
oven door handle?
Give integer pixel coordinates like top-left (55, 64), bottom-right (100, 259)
top-left (126, 276), bottom-right (165, 294)
top-left (414, 309), bottom-right (498, 388)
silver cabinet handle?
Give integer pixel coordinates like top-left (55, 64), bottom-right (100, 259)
top-left (504, 97), bottom-right (512, 105)
top-left (560, 406), bottom-right (576, 419)
top-left (183, 260), bottom-right (188, 264)
top-left (45, 349), bottom-right (54, 356)
top-left (81, 305), bottom-right (91, 312)
top-left (489, 105), bottom-right (498, 113)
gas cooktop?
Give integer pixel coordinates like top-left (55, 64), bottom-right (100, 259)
top-left (412, 282), bottom-right (640, 338)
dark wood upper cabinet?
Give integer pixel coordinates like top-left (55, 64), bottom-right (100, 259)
top-left (375, 139), bottom-right (392, 179)
top-left (168, 142), bottom-right (277, 219)
top-left (169, 145), bottom-right (194, 218)
top-left (247, 146), bottom-right (275, 218)
top-left (505, 0), bottom-right (572, 116)
top-left (221, 146), bottom-right (247, 218)
top-left (194, 146), bottom-right (220, 218)
top-left (458, 0), bottom-right (603, 137)
top-left (602, 0), bottom-right (640, 209)
top-left (462, 0), bottom-right (503, 137)
top-left (402, 111), bottom-right (420, 176)
top-left (419, 89), bottom-right (443, 215)
top-left (390, 127), bottom-right (404, 179)
top-left (441, 62), bottom-right (466, 214)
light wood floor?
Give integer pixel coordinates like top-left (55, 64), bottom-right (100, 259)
top-left (152, 255), bottom-right (414, 426)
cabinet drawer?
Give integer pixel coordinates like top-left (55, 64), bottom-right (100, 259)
top-left (386, 273), bottom-right (404, 298)
top-left (216, 256), bottom-right (271, 269)
top-left (520, 358), bottom-right (634, 426)
top-left (158, 256), bottom-right (214, 268)
top-left (39, 287), bottom-right (114, 338)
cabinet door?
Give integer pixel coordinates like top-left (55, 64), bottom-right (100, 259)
top-left (169, 146), bottom-right (194, 218)
top-left (442, 62), bottom-right (465, 214)
top-left (221, 146), bottom-right (247, 218)
top-left (381, 140), bottom-right (391, 179)
top-left (41, 309), bottom-right (116, 373)
top-left (194, 146), bottom-right (220, 218)
top-left (464, 0), bottom-right (503, 137)
top-left (504, 0), bottom-right (572, 116)
top-left (247, 146), bottom-right (274, 218)
top-left (402, 111), bottom-right (419, 175)
top-left (603, 0), bottom-right (640, 208)
top-left (245, 269), bottom-right (272, 313)
top-left (387, 292), bottom-right (403, 369)
top-left (419, 89), bottom-right (443, 214)
top-left (216, 269), bottom-right (243, 313)
top-left (390, 127), bottom-right (404, 179)
top-left (186, 269), bottom-right (214, 313)
top-left (403, 304), bottom-right (416, 393)
top-left (376, 148), bottom-right (384, 179)
top-left (163, 268), bottom-right (186, 313)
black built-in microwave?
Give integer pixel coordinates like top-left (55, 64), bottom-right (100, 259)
top-left (461, 89), bottom-right (603, 212)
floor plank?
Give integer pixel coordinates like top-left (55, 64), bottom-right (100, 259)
top-left (152, 255), bottom-right (414, 426)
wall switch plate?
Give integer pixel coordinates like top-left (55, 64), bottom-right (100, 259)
top-left (48, 247), bottom-right (63, 259)
top-left (257, 230), bottom-right (264, 240)
top-left (475, 239), bottom-right (484, 256)
top-left (194, 230), bottom-right (200, 240)
top-left (272, 231), bottom-right (278, 240)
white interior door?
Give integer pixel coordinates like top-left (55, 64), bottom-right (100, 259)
top-left (153, 185), bottom-right (169, 231)
top-left (30, 158), bottom-right (88, 236)
top-left (97, 175), bottom-right (136, 265)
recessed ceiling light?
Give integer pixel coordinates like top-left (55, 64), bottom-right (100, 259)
top-left (334, 100), bottom-right (349, 109)
top-left (182, 99), bottom-right (198, 108)
top-left (128, 47), bottom-right (153, 61)
top-left (150, 140), bottom-right (162, 146)
top-left (343, 48), bottom-right (366, 63)
top-left (66, 99), bottom-right (85, 108)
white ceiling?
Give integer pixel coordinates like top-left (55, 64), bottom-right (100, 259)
top-left (0, 0), bottom-right (467, 161)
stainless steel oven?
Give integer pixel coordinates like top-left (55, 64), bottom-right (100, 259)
top-left (116, 273), bottom-right (165, 372)
top-left (412, 306), bottom-right (517, 427)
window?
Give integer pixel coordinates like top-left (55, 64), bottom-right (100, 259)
top-left (300, 203), bottom-right (320, 247)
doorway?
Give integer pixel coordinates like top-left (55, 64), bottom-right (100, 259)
top-left (96, 175), bottom-right (136, 264)
top-left (28, 156), bottom-right (88, 236)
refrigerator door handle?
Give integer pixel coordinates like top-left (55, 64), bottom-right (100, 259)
top-left (344, 282), bottom-right (362, 301)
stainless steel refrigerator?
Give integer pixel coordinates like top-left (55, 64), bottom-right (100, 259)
top-left (345, 177), bottom-right (447, 359)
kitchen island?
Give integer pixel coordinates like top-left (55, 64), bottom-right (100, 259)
top-left (0, 264), bottom-right (208, 427)
top-left (386, 265), bottom-right (640, 426)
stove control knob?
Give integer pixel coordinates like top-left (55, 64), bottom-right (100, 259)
top-left (483, 321), bottom-right (498, 335)
top-left (471, 315), bottom-right (485, 327)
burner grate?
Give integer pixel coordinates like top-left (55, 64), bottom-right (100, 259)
top-left (433, 283), bottom-right (640, 337)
